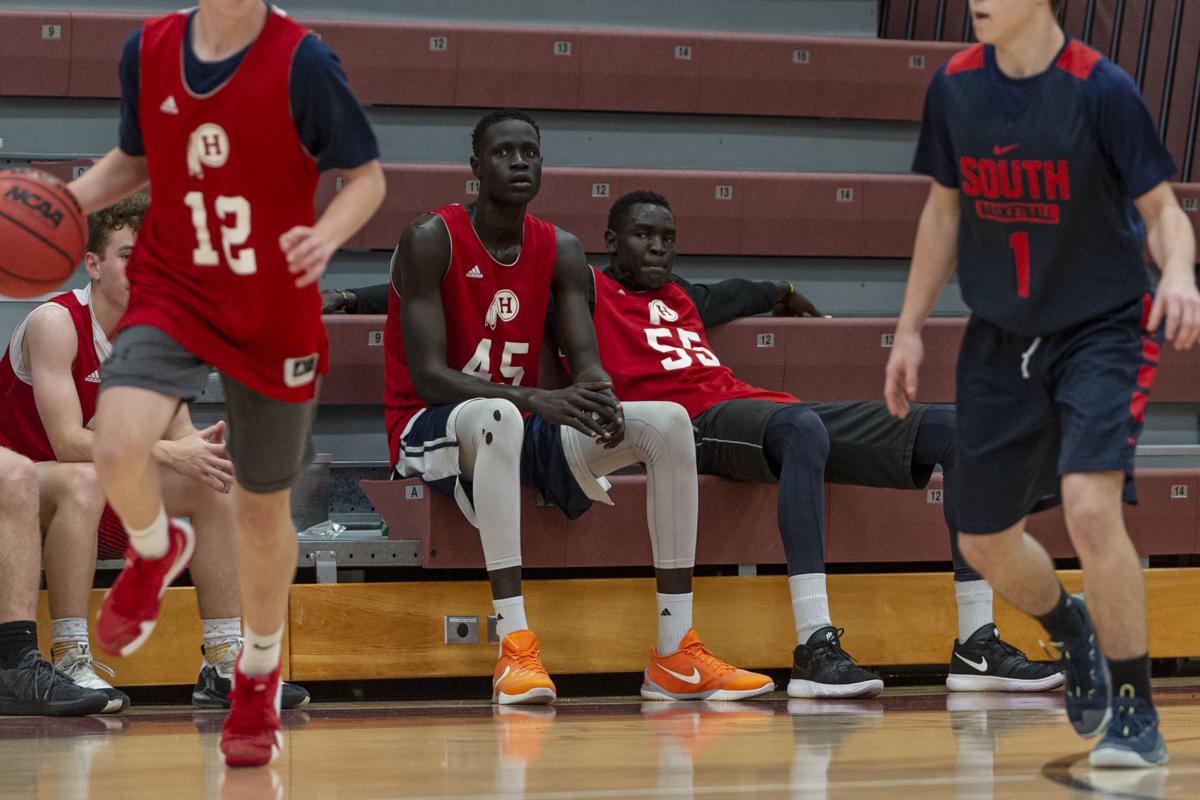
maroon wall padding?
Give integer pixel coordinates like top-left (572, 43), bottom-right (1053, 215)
top-left (1137, 1), bottom-right (1176, 135)
top-left (576, 29), bottom-right (705, 114)
top-left (353, 164), bottom-right (475, 256)
top-left (525, 167), bottom-right (636, 253)
top-left (308, 20), bottom-right (458, 108)
top-left (776, 317), bottom-right (962, 403)
top-left (321, 314), bottom-right (1200, 406)
top-left (826, 474), bottom-right (948, 562)
top-left (1088, 0), bottom-right (1117, 53)
top-left (1165, 4), bottom-right (1200, 180)
top-left (321, 315), bottom-right (388, 405)
top-left (0, 10), bottom-right (72, 97)
top-left (1062, 0), bottom-right (1090, 41)
top-left (364, 467), bottom-right (1199, 568)
top-left (911, 0), bottom-right (942, 42)
top-left (815, 39), bottom-right (960, 122)
top-left (27, 158), bottom-right (94, 183)
top-left (941, 0), bottom-right (972, 42)
top-left (1112, 1), bottom-right (1147, 80)
top-left (860, 175), bottom-right (933, 257)
top-left (454, 25), bottom-right (583, 110)
top-left (696, 35), bottom-right (819, 117)
top-left (883, 0), bottom-right (911, 39)
top-left (67, 12), bottom-right (143, 97)
top-left (739, 173), bottom-right (865, 258)
top-left (1024, 469), bottom-right (1200, 556)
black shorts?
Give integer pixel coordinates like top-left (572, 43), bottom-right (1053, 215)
top-left (101, 325), bottom-right (316, 494)
top-left (955, 294), bottom-right (1158, 534)
top-left (691, 398), bottom-right (933, 489)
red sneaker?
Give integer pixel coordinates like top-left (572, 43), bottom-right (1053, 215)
top-left (96, 518), bottom-right (195, 657)
top-left (220, 661), bottom-right (283, 767)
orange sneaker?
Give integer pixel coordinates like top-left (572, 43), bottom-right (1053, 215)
top-left (641, 629), bottom-right (775, 701)
top-left (492, 630), bottom-right (556, 705)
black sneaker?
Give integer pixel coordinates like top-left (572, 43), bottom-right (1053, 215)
top-left (0, 650), bottom-right (111, 716)
top-left (787, 627), bottom-right (883, 699)
top-left (191, 643), bottom-right (310, 710)
top-left (947, 624), bottom-right (1064, 693)
top-left (1049, 594), bottom-right (1111, 739)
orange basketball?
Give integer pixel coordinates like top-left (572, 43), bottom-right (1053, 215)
top-left (0, 168), bottom-right (86, 299)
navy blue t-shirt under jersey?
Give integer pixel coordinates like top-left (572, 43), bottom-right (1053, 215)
top-left (117, 7), bottom-right (379, 172)
top-left (913, 38), bottom-right (1176, 337)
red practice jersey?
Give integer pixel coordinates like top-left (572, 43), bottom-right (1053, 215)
top-left (0, 286), bottom-right (107, 462)
top-left (589, 268), bottom-right (798, 418)
top-left (117, 8), bottom-right (326, 402)
top-left (385, 204), bottom-right (558, 464)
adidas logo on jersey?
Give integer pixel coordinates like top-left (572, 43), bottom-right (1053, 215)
top-left (84, 370), bottom-right (101, 384)
top-left (466, 265), bottom-right (484, 279)
top-left (159, 95), bottom-right (179, 115)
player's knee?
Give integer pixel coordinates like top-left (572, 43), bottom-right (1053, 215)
top-left (233, 489), bottom-right (290, 537)
top-left (956, 532), bottom-right (996, 568)
top-left (93, 434), bottom-right (145, 481)
top-left (768, 406), bottom-right (830, 465)
top-left (623, 402), bottom-right (695, 464)
top-left (0, 453), bottom-right (37, 513)
top-left (56, 463), bottom-right (105, 514)
top-left (920, 404), bottom-right (957, 470)
top-left (472, 398), bottom-right (523, 453)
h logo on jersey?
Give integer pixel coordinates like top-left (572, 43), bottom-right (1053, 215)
top-left (187, 123), bottom-right (230, 178)
top-left (283, 353), bottom-right (319, 388)
top-left (485, 290), bottom-right (520, 329)
top-left (648, 299), bottom-right (679, 325)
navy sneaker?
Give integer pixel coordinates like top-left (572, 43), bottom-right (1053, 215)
top-left (1089, 686), bottom-right (1168, 768)
top-left (1047, 595), bottom-right (1111, 738)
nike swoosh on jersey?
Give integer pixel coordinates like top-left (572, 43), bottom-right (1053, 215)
top-left (493, 665), bottom-right (511, 689)
top-left (656, 664), bottom-right (702, 685)
top-left (992, 143), bottom-right (1019, 156)
top-left (954, 653), bottom-right (988, 672)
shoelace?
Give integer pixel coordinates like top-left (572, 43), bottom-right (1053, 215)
top-left (21, 654), bottom-right (69, 702)
top-left (815, 629), bottom-right (856, 662)
top-left (1111, 685), bottom-right (1149, 738)
top-left (1042, 636), bottom-right (1099, 699)
top-left (511, 647), bottom-right (547, 675)
top-left (679, 639), bottom-right (735, 676)
top-left (63, 648), bottom-right (118, 681)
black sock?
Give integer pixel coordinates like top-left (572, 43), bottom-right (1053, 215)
top-left (1109, 655), bottom-right (1153, 701)
top-left (1035, 587), bottom-right (1083, 642)
top-left (0, 620), bottom-right (39, 670)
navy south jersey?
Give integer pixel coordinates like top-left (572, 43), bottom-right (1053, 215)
top-left (913, 39), bottom-right (1176, 336)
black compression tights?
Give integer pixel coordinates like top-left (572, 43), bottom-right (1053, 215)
top-left (763, 405), bottom-right (830, 575)
top-left (910, 404), bottom-right (980, 582)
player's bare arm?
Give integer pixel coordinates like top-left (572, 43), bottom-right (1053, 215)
top-left (395, 216), bottom-right (612, 441)
top-left (152, 407), bottom-right (234, 494)
top-left (1136, 181), bottom-right (1200, 350)
top-left (549, 228), bottom-right (624, 447)
top-left (66, 148), bottom-right (149, 216)
top-left (885, 180), bottom-right (960, 419)
top-left (25, 306), bottom-right (90, 462)
top-left (282, 158), bottom-right (385, 289)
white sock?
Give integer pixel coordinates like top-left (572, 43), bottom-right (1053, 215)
top-left (202, 617), bottom-right (243, 651)
top-left (238, 625), bottom-right (283, 677)
top-left (954, 580), bottom-right (994, 643)
top-left (125, 505), bottom-right (169, 559)
top-left (656, 592), bottom-right (692, 654)
top-left (790, 573), bottom-right (833, 645)
top-left (51, 617), bottom-right (89, 645)
top-left (493, 595), bottom-right (528, 642)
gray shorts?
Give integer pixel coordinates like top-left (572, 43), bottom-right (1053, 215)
top-left (101, 325), bottom-right (316, 494)
top-left (692, 398), bottom-right (932, 489)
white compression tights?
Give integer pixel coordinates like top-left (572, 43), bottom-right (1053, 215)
top-left (452, 399), bottom-right (698, 572)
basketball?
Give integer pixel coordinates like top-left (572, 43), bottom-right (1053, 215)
top-left (0, 168), bottom-right (85, 299)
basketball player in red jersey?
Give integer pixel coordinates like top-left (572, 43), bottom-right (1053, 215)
top-left (0, 193), bottom-right (309, 713)
top-left (387, 109), bottom-right (772, 704)
top-left (66, 0), bottom-right (384, 765)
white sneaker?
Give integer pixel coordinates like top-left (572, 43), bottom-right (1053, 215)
top-left (53, 642), bottom-right (130, 713)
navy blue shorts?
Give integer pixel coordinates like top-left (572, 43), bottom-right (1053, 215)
top-left (956, 293), bottom-right (1159, 534)
top-left (393, 402), bottom-right (594, 521)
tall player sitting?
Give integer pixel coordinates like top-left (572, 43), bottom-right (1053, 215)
top-left (0, 193), bottom-right (308, 712)
top-left (0, 447), bottom-right (110, 716)
top-left (386, 109), bottom-right (773, 704)
top-left (555, 191), bottom-right (1061, 698)
top-left (66, 0), bottom-right (384, 765)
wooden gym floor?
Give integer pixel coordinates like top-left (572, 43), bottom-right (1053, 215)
top-left (1, 680), bottom-right (1198, 799)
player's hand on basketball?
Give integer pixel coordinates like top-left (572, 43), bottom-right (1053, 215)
top-left (530, 381), bottom-right (622, 443)
top-left (280, 226), bottom-right (335, 288)
top-left (1148, 271), bottom-right (1200, 350)
top-left (160, 422), bottom-right (235, 493)
top-left (884, 331), bottom-right (924, 419)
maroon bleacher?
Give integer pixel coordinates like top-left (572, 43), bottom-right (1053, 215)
top-left (0, 10), bottom-right (72, 97)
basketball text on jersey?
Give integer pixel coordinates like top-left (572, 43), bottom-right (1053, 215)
top-left (485, 290), bottom-right (520, 329)
top-left (959, 156), bottom-right (1071, 225)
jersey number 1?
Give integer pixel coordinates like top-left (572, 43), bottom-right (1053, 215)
top-left (1009, 232), bottom-right (1030, 298)
top-left (184, 191), bottom-right (257, 275)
